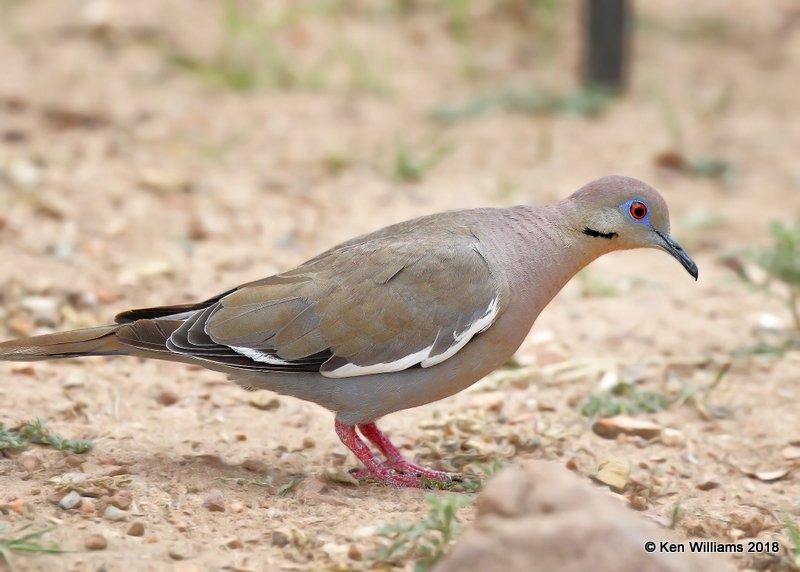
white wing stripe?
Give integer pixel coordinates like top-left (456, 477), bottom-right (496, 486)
top-left (421, 297), bottom-right (498, 367)
top-left (323, 297), bottom-right (499, 378)
top-left (230, 345), bottom-right (293, 365)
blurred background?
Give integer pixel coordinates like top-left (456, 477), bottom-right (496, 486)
top-left (0, 1), bottom-right (799, 571)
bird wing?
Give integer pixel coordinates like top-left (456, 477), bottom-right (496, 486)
top-left (119, 223), bottom-right (504, 378)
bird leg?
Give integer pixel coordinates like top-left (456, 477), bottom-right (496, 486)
top-left (357, 422), bottom-right (457, 482)
top-left (334, 420), bottom-right (457, 487)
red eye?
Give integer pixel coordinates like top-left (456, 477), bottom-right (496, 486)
top-left (629, 201), bottom-right (647, 220)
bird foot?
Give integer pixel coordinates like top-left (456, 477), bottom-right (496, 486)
top-left (349, 463), bottom-right (459, 488)
top-left (335, 419), bottom-right (460, 489)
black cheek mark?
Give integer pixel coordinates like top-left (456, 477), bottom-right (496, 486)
top-left (583, 227), bottom-right (618, 240)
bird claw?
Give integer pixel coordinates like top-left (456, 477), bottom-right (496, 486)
top-left (348, 463), bottom-right (461, 488)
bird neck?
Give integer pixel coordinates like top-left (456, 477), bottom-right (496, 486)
top-left (488, 203), bottom-right (616, 313)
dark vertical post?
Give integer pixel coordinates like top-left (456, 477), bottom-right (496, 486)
top-left (582, 0), bottom-right (630, 90)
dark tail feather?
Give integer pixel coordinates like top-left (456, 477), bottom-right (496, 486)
top-left (0, 325), bottom-right (126, 361)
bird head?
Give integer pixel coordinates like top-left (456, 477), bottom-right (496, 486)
top-left (569, 175), bottom-right (698, 280)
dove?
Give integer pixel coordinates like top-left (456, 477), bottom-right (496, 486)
top-left (0, 176), bottom-right (697, 487)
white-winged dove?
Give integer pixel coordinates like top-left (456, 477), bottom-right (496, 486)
top-left (0, 175), bottom-right (697, 487)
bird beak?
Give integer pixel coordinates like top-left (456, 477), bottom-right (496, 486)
top-left (654, 231), bottom-right (698, 280)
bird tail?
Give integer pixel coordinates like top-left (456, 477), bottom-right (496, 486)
top-left (0, 325), bottom-right (127, 361)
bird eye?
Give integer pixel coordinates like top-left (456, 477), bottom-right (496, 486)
top-left (629, 201), bottom-right (647, 220)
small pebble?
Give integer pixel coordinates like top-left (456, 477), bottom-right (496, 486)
top-left (224, 536), bottom-right (244, 549)
top-left (59, 490), bottom-right (82, 510)
top-left (660, 428), bottom-right (685, 447)
top-left (103, 505), bottom-right (127, 522)
top-left (10, 364), bottom-right (36, 376)
top-left (20, 295), bottom-right (59, 325)
top-left (109, 490), bottom-right (132, 510)
top-left (347, 543), bottom-right (364, 560)
top-left (80, 498), bottom-right (97, 514)
top-left (242, 458), bottom-right (267, 473)
top-left (229, 501), bottom-right (245, 514)
top-left (19, 451), bottom-right (42, 472)
top-left (85, 533), bottom-right (107, 550)
top-left (248, 394), bottom-right (280, 411)
top-left (127, 521), bottom-right (145, 536)
top-left (168, 543), bottom-right (193, 560)
top-left (156, 389), bottom-right (180, 406)
top-left (592, 416), bottom-right (662, 440)
top-left (271, 529), bottom-right (290, 547)
top-left (302, 436), bottom-right (316, 449)
top-left (202, 489), bottom-right (225, 512)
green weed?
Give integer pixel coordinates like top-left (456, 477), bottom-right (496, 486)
top-left (0, 419), bottom-right (92, 453)
top-left (753, 222), bottom-right (800, 331)
top-left (0, 524), bottom-right (65, 572)
top-left (376, 494), bottom-right (471, 571)
top-left (580, 382), bottom-right (669, 418)
top-left (431, 86), bottom-right (614, 123)
top-left (785, 516), bottom-right (800, 568)
top-left (170, 0), bottom-right (381, 93)
top-left (392, 140), bottom-right (452, 183)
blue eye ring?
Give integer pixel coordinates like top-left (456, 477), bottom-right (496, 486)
top-left (629, 201), bottom-right (647, 220)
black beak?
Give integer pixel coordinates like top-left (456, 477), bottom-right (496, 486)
top-left (655, 231), bottom-right (698, 280)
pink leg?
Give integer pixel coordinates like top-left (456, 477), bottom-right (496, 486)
top-left (334, 420), bottom-right (426, 488)
top-left (357, 422), bottom-right (457, 482)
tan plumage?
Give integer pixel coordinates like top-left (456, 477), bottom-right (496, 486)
top-left (0, 175), bottom-right (698, 487)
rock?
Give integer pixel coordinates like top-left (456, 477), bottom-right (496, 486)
top-left (59, 490), bottom-right (82, 510)
top-left (156, 389), bottom-right (180, 406)
top-left (782, 446), bottom-right (800, 461)
top-left (137, 167), bottom-right (191, 195)
top-left (660, 428), bottom-right (685, 447)
top-left (80, 498), bottom-right (97, 514)
top-left (168, 543), bottom-right (193, 560)
top-left (229, 501), bottom-right (245, 514)
top-left (127, 521), bottom-right (145, 536)
top-left (10, 364), bottom-right (36, 376)
top-left (270, 529), bottom-right (291, 547)
top-left (103, 505), bottom-right (127, 522)
top-left (696, 478), bottom-right (720, 491)
top-left (347, 543), bottom-right (364, 560)
top-left (20, 296), bottom-right (59, 325)
top-left (18, 451), bottom-right (42, 472)
top-left (7, 317), bottom-right (34, 337)
top-left (202, 489), bottom-right (225, 512)
top-left (6, 158), bottom-right (43, 189)
top-left (242, 458), bottom-right (267, 473)
top-left (224, 536), bottom-right (243, 549)
top-left (248, 394), bottom-right (280, 411)
top-left (436, 461), bottom-right (733, 572)
top-left (592, 416), bottom-right (662, 440)
top-left (302, 436), bottom-right (316, 449)
top-left (84, 533), bottom-right (107, 550)
top-left (109, 490), bottom-right (132, 510)
top-left (747, 468), bottom-right (790, 482)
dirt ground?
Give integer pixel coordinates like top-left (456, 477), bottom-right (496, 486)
top-left (1, 1), bottom-right (799, 570)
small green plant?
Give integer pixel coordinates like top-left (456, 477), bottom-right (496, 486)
top-left (431, 86), bottom-right (614, 123)
top-left (754, 222), bottom-right (800, 331)
top-left (392, 141), bottom-right (452, 183)
top-left (0, 524), bottom-right (65, 572)
top-left (0, 419), bottom-right (93, 453)
top-left (580, 382), bottom-right (669, 418)
top-left (376, 494), bottom-right (471, 571)
top-left (785, 516), bottom-right (800, 568)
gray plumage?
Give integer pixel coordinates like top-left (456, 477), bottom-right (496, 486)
top-left (0, 176), bottom-right (697, 486)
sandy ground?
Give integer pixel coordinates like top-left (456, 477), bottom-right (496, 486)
top-left (0, 0), bottom-right (799, 570)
